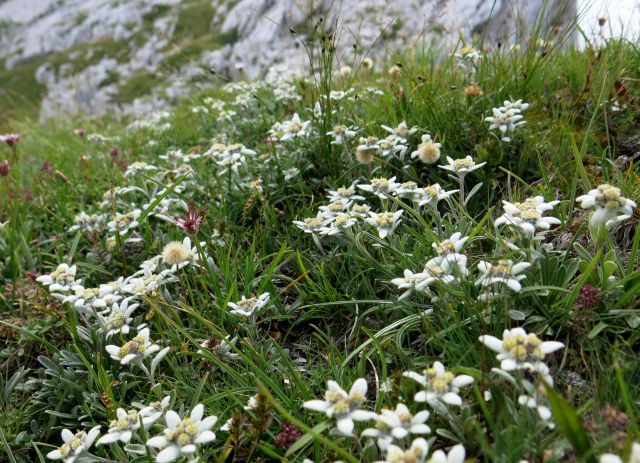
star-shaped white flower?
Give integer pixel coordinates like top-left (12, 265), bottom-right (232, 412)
top-left (47, 426), bottom-right (101, 463)
top-left (576, 184), bottom-right (636, 229)
top-left (362, 403), bottom-right (430, 450)
top-left (494, 196), bottom-right (561, 236)
top-left (479, 327), bottom-right (564, 382)
top-left (365, 210), bottom-right (403, 238)
top-left (303, 378), bottom-right (374, 436)
top-left (36, 263), bottom-right (81, 293)
top-left (403, 361), bottom-right (474, 407)
top-left (146, 404), bottom-right (217, 463)
top-left (97, 408), bottom-right (156, 445)
top-left (228, 292), bottom-right (271, 318)
top-left (476, 259), bottom-right (530, 297)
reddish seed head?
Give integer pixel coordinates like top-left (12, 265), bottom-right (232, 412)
top-left (274, 422), bottom-right (302, 449)
top-left (0, 160), bottom-right (9, 177)
top-left (0, 133), bottom-right (20, 148)
top-left (74, 128), bottom-right (86, 138)
top-left (109, 146), bottom-right (120, 157)
top-left (574, 284), bottom-right (603, 310)
top-left (41, 161), bottom-right (54, 174)
top-left (176, 203), bottom-right (207, 234)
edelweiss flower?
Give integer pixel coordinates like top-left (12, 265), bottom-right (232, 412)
top-left (432, 233), bottom-right (469, 275)
top-left (293, 215), bottom-right (327, 234)
top-left (107, 210), bottom-right (142, 236)
top-left (123, 269), bottom-right (176, 296)
top-left (485, 106), bottom-right (526, 142)
top-left (36, 263), bottom-right (81, 292)
top-left (365, 210), bottom-right (403, 238)
top-left (69, 212), bottom-right (105, 234)
top-left (327, 185), bottom-right (365, 202)
top-left (378, 136), bottom-right (408, 159)
top-left (403, 361), bottom-right (474, 407)
top-left (97, 408), bottom-right (155, 444)
top-left (479, 327), bottom-right (564, 381)
top-left (228, 293), bottom-right (271, 317)
top-left (576, 184), bottom-right (637, 229)
top-left (411, 134), bottom-right (441, 164)
top-left (362, 403), bottom-right (430, 451)
top-left (502, 99), bottom-right (530, 112)
top-left (350, 203), bottom-right (372, 218)
top-left (199, 335), bottom-right (241, 361)
top-left (303, 378), bottom-right (373, 436)
top-left (494, 196), bottom-right (561, 236)
top-left (428, 444), bottom-right (466, 463)
top-left (47, 426), bottom-right (101, 463)
top-left (395, 181), bottom-right (425, 202)
top-left (381, 121), bottom-right (418, 142)
top-left (269, 113), bottom-right (311, 142)
top-left (415, 259), bottom-right (455, 290)
top-left (357, 177), bottom-right (400, 199)
top-left (391, 269), bottom-right (429, 300)
top-left (162, 237), bottom-right (202, 271)
top-left (327, 125), bottom-right (357, 145)
top-left (382, 438), bottom-right (429, 463)
top-left (146, 404), bottom-right (217, 463)
top-left (355, 136), bottom-right (380, 165)
top-left (139, 396), bottom-right (171, 423)
top-left (124, 161), bottom-right (157, 177)
top-left (319, 199), bottom-right (351, 218)
top-left (454, 45), bottom-right (482, 71)
top-left (439, 156), bottom-right (486, 179)
top-left (61, 285), bottom-right (118, 313)
top-left (418, 184), bottom-right (458, 207)
top-left (97, 298), bottom-right (139, 338)
top-left (476, 259), bottom-right (530, 296)
top-left (105, 327), bottom-right (169, 377)
top-left (320, 213), bottom-right (358, 236)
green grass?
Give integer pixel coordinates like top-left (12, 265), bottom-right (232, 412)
top-left (0, 28), bottom-right (639, 463)
top-left (0, 56), bottom-right (47, 129)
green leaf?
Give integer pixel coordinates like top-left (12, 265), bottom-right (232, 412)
top-left (544, 383), bottom-right (596, 463)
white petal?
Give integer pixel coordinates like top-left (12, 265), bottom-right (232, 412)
top-left (479, 335), bottom-right (503, 353)
top-left (195, 430), bottom-right (216, 444)
top-left (165, 411), bottom-right (181, 428)
top-left (97, 433), bottom-right (120, 445)
top-left (156, 445), bottom-right (181, 463)
top-left (61, 429), bottom-right (74, 443)
top-left (443, 392), bottom-right (463, 406)
top-left (452, 375), bottom-right (474, 387)
top-left (146, 436), bottom-right (168, 448)
top-left (336, 417), bottom-right (354, 436)
top-left (540, 341), bottom-right (564, 354)
top-left (303, 400), bottom-right (331, 412)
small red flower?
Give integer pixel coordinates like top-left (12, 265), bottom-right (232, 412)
top-left (176, 203), bottom-right (207, 234)
top-left (0, 160), bottom-right (9, 177)
top-left (274, 422), bottom-right (302, 449)
top-left (574, 284), bottom-right (603, 310)
top-left (41, 161), bottom-right (54, 174)
top-left (0, 133), bottom-right (20, 148)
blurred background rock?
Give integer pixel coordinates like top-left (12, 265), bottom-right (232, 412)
top-left (0, 0), bottom-right (637, 126)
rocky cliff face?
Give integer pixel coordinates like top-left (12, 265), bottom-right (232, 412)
top-left (0, 0), bottom-right (593, 122)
